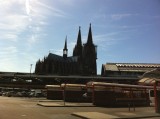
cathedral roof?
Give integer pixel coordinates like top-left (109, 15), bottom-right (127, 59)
top-left (47, 53), bottom-right (78, 62)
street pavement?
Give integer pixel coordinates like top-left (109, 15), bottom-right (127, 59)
top-left (0, 96), bottom-right (160, 119)
top-left (0, 96), bottom-right (79, 119)
top-left (37, 99), bottom-right (160, 119)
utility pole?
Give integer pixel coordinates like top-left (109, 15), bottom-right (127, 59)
top-left (30, 64), bottom-right (33, 79)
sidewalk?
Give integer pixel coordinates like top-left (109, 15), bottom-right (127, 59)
top-left (37, 100), bottom-right (94, 107)
top-left (72, 110), bottom-right (160, 119)
top-left (37, 100), bottom-right (160, 119)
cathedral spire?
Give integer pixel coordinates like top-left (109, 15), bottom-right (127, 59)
top-left (73, 26), bottom-right (83, 57)
top-left (77, 26), bottom-right (82, 46)
top-left (64, 36), bottom-right (67, 50)
top-left (63, 36), bottom-right (68, 58)
top-left (87, 23), bottom-right (93, 45)
top-left (82, 23), bottom-right (97, 75)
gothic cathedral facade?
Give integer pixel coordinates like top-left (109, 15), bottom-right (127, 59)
top-left (35, 24), bottom-right (97, 76)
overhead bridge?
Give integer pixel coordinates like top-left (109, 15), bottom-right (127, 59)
top-left (0, 72), bottom-right (139, 89)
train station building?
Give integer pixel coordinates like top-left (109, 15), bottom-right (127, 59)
top-left (101, 63), bottom-right (160, 78)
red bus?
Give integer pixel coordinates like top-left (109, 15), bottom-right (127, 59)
top-left (87, 82), bottom-right (156, 107)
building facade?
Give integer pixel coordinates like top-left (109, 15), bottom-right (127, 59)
top-left (101, 63), bottom-right (160, 78)
top-left (35, 24), bottom-right (97, 76)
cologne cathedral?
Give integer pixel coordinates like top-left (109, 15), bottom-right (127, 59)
top-left (35, 24), bottom-right (97, 76)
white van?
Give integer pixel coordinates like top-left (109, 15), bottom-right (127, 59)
top-left (29, 89), bottom-right (42, 97)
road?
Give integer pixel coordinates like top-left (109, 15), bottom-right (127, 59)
top-left (0, 96), bottom-right (80, 119)
top-left (0, 96), bottom-right (159, 119)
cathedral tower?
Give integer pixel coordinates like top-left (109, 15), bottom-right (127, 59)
top-left (82, 24), bottom-right (97, 75)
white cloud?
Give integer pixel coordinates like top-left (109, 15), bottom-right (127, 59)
top-left (0, 0), bottom-right (74, 72)
top-left (0, 0), bottom-right (50, 72)
top-left (25, 0), bottom-right (68, 45)
top-left (0, 46), bottom-right (18, 71)
top-left (0, 33), bottom-right (18, 42)
top-left (25, 0), bottom-right (31, 15)
top-left (36, 1), bottom-right (67, 17)
top-left (111, 13), bottom-right (138, 20)
top-left (0, 46), bottom-right (18, 55)
top-left (93, 32), bottom-right (126, 51)
top-left (0, 0), bottom-right (67, 43)
top-left (28, 35), bottom-right (37, 44)
top-left (0, 0), bottom-right (29, 42)
top-left (47, 0), bottom-right (77, 7)
top-left (0, 46), bottom-right (40, 72)
top-left (111, 14), bottom-right (132, 20)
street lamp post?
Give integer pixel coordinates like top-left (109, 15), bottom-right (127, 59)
top-left (30, 64), bottom-right (33, 79)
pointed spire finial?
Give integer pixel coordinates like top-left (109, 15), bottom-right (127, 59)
top-left (77, 26), bottom-right (82, 45)
top-left (64, 36), bottom-right (67, 49)
top-left (63, 36), bottom-right (68, 58)
top-left (87, 23), bottom-right (93, 44)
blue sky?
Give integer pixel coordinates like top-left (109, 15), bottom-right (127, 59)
top-left (0, 0), bottom-right (160, 74)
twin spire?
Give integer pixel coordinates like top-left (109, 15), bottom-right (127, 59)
top-left (63, 24), bottom-right (93, 58)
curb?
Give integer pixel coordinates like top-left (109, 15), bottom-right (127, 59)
top-left (37, 103), bottom-right (94, 107)
top-left (71, 113), bottom-right (160, 119)
top-left (71, 113), bottom-right (89, 119)
top-left (121, 115), bottom-right (160, 119)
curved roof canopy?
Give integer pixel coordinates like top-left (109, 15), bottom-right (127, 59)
top-left (138, 68), bottom-right (160, 85)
